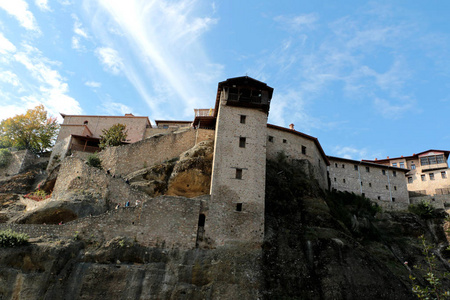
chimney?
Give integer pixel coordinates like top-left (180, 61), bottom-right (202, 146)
top-left (375, 158), bottom-right (377, 161)
top-left (387, 156), bottom-right (389, 159)
top-left (289, 123), bottom-right (294, 130)
top-left (125, 113), bottom-right (134, 116)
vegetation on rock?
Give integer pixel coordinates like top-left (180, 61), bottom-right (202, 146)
top-left (99, 123), bottom-right (128, 149)
top-left (86, 153), bottom-right (102, 169)
top-left (0, 229), bottom-right (29, 247)
top-left (0, 104), bottom-right (59, 153)
top-left (409, 201), bottom-right (437, 219)
top-left (0, 149), bottom-right (12, 168)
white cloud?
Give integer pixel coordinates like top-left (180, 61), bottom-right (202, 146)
top-left (332, 145), bottom-right (381, 161)
top-left (373, 98), bottom-right (414, 119)
top-left (0, 32), bottom-right (16, 54)
top-left (0, 70), bottom-right (20, 87)
top-left (73, 14), bottom-right (88, 38)
top-left (0, 0), bottom-right (40, 32)
top-left (11, 44), bottom-right (82, 118)
top-left (85, 81), bottom-right (101, 88)
top-left (95, 47), bottom-right (123, 75)
top-left (101, 101), bottom-right (133, 115)
top-left (86, 0), bottom-right (222, 118)
top-left (71, 36), bottom-right (81, 50)
top-left (35, 0), bottom-right (50, 11)
top-left (274, 13), bottom-right (317, 32)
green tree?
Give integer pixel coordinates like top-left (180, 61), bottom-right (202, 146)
top-left (99, 123), bottom-right (128, 149)
top-left (0, 105), bottom-right (59, 153)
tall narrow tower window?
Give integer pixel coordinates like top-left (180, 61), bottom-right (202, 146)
top-left (240, 115), bottom-right (246, 124)
top-left (235, 168), bottom-right (243, 179)
top-left (239, 137), bottom-right (246, 148)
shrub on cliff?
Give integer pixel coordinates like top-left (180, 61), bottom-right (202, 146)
top-left (86, 153), bottom-right (102, 169)
top-left (408, 201), bottom-right (435, 219)
top-left (0, 149), bottom-right (12, 168)
top-left (0, 229), bottom-right (29, 247)
top-left (99, 123), bottom-right (128, 149)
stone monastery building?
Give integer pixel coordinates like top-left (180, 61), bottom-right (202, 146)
top-left (48, 76), bottom-right (450, 245)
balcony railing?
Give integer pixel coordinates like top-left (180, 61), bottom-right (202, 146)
top-left (194, 109), bottom-right (214, 117)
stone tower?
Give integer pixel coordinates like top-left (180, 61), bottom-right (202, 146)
top-left (206, 76), bottom-right (273, 246)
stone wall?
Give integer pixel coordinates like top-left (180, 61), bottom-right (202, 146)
top-left (47, 135), bottom-right (71, 171)
top-left (266, 127), bottom-right (328, 189)
top-left (99, 128), bottom-right (214, 177)
top-left (0, 195), bottom-right (206, 249)
top-left (0, 149), bottom-right (36, 177)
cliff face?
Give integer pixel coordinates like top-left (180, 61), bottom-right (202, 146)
top-left (1, 148), bottom-right (450, 299)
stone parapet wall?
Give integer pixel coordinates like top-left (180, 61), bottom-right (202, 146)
top-left (0, 195), bottom-right (206, 249)
top-left (410, 195), bottom-right (446, 209)
top-left (377, 201), bottom-right (409, 212)
top-left (100, 129), bottom-right (214, 177)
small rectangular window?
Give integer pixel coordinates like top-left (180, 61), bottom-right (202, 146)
top-left (354, 165), bottom-right (358, 171)
top-left (343, 178), bottom-right (346, 183)
top-left (377, 196), bottom-right (381, 200)
top-left (430, 173), bottom-right (435, 180)
top-left (421, 174), bottom-right (426, 181)
top-left (235, 168), bottom-right (242, 179)
top-left (393, 171), bottom-right (397, 177)
top-left (361, 181), bottom-right (363, 186)
top-left (382, 170), bottom-right (386, 175)
top-left (366, 166), bottom-right (370, 173)
top-left (386, 185), bottom-right (389, 190)
top-left (334, 177), bottom-right (336, 182)
top-left (240, 115), bottom-right (246, 124)
top-left (239, 137), bottom-right (246, 148)
top-left (394, 186), bottom-right (397, 191)
top-left (369, 183), bottom-right (372, 187)
top-left (283, 139), bottom-right (287, 143)
top-left (335, 163), bottom-right (338, 168)
top-left (268, 136), bottom-right (274, 142)
top-left (399, 162), bottom-right (405, 168)
top-left (392, 163), bottom-right (397, 167)
top-left (392, 198), bottom-right (396, 202)
top-left (236, 203), bottom-right (242, 211)
top-left (342, 164), bottom-right (345, 169)
top-left (362, 193), bottom-right (365, 198)
top-left (441, 171), bottom-right (447, 179)
top-left (437, 155), bottom-right (445, 164)
top-left (408, 177), bottom-right (413, 183)
top-left (411, 163), bottom-right (416, 170)
top-left (302, 146), bottom-right (306, 154)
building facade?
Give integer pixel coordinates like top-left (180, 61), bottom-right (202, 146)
top-left (328, 156), bottom-right (409, 205)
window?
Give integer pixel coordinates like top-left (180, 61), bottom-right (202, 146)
top-left (354, 165), bottom-right (358, 171)
top-left (408, 177), bottom-right (413, 183)
top-left (386, 185), bottom-right (388, 190)
top-left (377, 196), bottom-right (381, 200)
top-left (421, 155), bottom-right (445, 166)
top-left (366, 166), bottom-right (370, 173)
top-left (235, 168), bottom-right (242, 179)
top-left (369, 183), bottom-right (372, 187)
top-left (283, 139), bottom-right (287, 144)
top-left (240, 115), bottom-right (246, 124)
top-left (302, 146), bottom-right (306, 154)
top-left (334, 177), bottom-right (336, 182)
top-left (394, 186), bottom-right (397, 191)
top-left (399, 162), bottom-right (405, 168)
top-left (83, 120), bottom-right (88, 125)
top-left (335, 163), bottom-right (338, 168)
top-left (361, 181), bottom-right (363, 186)
top-left (239, 137), bottom-right (246, 148)
top-left (382, 170), bottom-right (386, 175)
top-left (362, 193), bottom-right (365, 198)
top-left (236, 203), bottom-right (242, 212)
top-left (163, 125), bottom-right (169, 129)
top-left (392, 163), bottom-right (397, 167)
top-left (343, 179), bottom-right (346, 183)
top-left (392, 198), bottom-right (396, 202)
top-left (198, 214), bottom-right (205, 227)
top-left (411, 163), bottom-right (416, 170)
top-left (442, 171), bottom-right (447, 179)
top-left (268, 136), bottom-right (274, 142)
top-left (430, 173), bottom-right (435, 180)
top-left (421, 174), bottom-right (426, 181)
top-left (437, 155), bottom-right (445, 164)
top-left (393, 171), bottom-right (397, 177)
top-left (342, 164), bottom-right (345, 169)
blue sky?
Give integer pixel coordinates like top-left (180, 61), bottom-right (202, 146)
top-left (0, 0), bottom-right (449, 160)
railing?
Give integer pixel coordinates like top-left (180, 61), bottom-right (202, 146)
top-left (194, 109), bottom-right (214, 117)
top-left (71, 144), bottom-right (100, 153)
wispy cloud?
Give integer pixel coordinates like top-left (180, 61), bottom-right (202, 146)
top-left (11, 44), bottom-right (82, 118)
top-left (85, 81), bottom-right (101, 88)
top-left (332, 145), bottom-right (382, 161)
top-left (274, 13), bottom-right (317, 32)
top-left (95, 47), bottom-right (123, 75)
top-left (71, 14), bottom-right (89, 51)
top-left (35, 0), bottom-right (50, 12)
top-left (0, 32), bottom-right (17, 54)
top-left (101, 100), bottom-right (133, 115)
top-left (0, 0), bottom-right (40, 32)
top-left (0, 70), bottom-right (21, 87)
top-left (86, 0), bottom-right (222, 119)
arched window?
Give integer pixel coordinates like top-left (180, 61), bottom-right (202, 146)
top-left (83, 120), bottom-right (88, 125)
